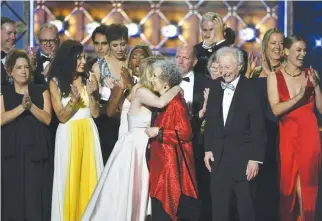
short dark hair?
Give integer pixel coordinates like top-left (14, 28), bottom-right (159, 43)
top-left (91, 24), bottom-right (109, 42)
top-left (1, 17), bottom-right (15, 27)
top-left (6, 49), bottom-right (32, 76)
top-left (106, 24), bottom-right (128, 43)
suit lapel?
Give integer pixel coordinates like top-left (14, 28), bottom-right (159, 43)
top-left (224, 75), bottom-right (244, 132)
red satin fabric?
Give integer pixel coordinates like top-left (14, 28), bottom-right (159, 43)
top-left (276, 70), bottom-right (321, 221)
top-left (149, 94), bottom-right (198, 221)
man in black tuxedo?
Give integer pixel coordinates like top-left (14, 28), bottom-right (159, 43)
top-left (33, 23), bottom-right (60, 84)
top-left (204, 46), bottom-right (266, 221)
top-left (175, 45), bottom-right (211, 220)
top-left (1, 17), bottom-right (16, 85)
top-left (194, 12), bottom-right (232, 76)
top-left (84, 24), bottom-right (109, 73)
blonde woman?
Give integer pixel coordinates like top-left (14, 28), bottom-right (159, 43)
top-left (82, 56), bottom-right (181, 221)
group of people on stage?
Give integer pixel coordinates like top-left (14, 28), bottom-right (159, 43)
top-left (1, 10), bottom-right (322, 221)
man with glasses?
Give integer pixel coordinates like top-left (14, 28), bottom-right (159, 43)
top-left (1, 17), bottom-right (16, 85)
top-left (33, 23), bottom-right (60, 84)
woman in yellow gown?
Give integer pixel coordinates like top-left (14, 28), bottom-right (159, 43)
top-left (48, 40), bottom-right (104, 221)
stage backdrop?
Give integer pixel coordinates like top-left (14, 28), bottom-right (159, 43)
top-left (32, 0), bottom-right (280, 55)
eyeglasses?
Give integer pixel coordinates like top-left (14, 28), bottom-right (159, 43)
top-left (38, 39), bottom-right (58, 45)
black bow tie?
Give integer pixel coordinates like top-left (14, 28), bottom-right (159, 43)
top-left (182, 77), bottom-right (190, 82)
top-left (39, 55), bottom-right (51, 64)
top-left (1, 51), bottom-right (7, 59)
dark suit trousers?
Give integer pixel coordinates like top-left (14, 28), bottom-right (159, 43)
top-left (211, 160), bottom-right (257, 221)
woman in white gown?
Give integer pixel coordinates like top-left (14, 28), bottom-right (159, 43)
top-left (81, 57), bottom-right (181, 221)
top-left (48, 40), bottom-right (104, 221)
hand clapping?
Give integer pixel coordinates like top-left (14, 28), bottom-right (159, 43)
top-left (70, 84), bottom-right (80, 105)
top-left (86, 72), bottom-right (98, 96)
top-left (308, 66), bottom-right (320, 88)
top-left (22, 90), bottom-right (31, 110)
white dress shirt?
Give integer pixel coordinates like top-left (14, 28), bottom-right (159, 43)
top-left (40, 52), bottom-right (50, 70)
top-left (1, 56), bottom-right (6, 65)
top-left (202, 39), bottom-right (227, 52)
top-left (180, 70), bottom-right (194, 106)
top-left (222, 75), bottom-right (240, 125)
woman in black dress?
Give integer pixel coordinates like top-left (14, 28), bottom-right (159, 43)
top-left (1, 49), bottom-right (53, 221)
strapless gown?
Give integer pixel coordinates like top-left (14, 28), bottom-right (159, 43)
top-left (81, 112), bottom-right (152, 221)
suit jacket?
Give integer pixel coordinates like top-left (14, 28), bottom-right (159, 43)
top-left (194, 40), bottom-right (231, 76)
top-left (33, 51), bottom-right (49, 85)
top-left (190, 73), bottom-right (209, 158)
top-left (85, 57), bottom-right (98, 73)
top-left (194, 41), bottom-right (249, 76)
top-left (204, 75), bottom-right (266, 180)
top-left (1, 61), bottom-right (9, 85)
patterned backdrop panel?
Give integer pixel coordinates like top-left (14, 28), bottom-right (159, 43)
top-left (33, 0), bottom-right (279, 55)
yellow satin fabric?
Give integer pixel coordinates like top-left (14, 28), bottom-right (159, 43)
top-left (64, 118), bottom-right (98, 221)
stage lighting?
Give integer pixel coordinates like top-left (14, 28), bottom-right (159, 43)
top-left (316, 38), bottom-right (322, 47)
top-left (126, 23), bottom-right (141, 37)
top-left (50, 20), bottom-right (64, 33)
top-left (161, 24), bottom-right (179, 38)
top-left (239, 27), bottom-right (256, 42)
top-left (85, 21), bottom-right (100, 36)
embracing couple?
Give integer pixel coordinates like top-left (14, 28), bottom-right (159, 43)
top-left (81, 56), bottom-right (199, 221)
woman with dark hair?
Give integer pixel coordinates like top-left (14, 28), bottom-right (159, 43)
top-left (1, 49), bottom-right (53, 221)
top-left (48, 40), bottom-right (104, 221)
top-left (90, 23), bottom-right (129, 163)
top-left (82, 56), bottom-right (181, 221)
top-left (92, 23), bottom-right (129, 98)
top-left (146, 58), bottom-right (199, 221)
top-left (268, 35), bottom-right (322, 221)
top-left (106, 44), bottom-right (153, 137)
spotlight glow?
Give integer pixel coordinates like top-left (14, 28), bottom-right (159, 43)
top-left (85, 21), bottom-right (100, 36)
top-left (316, 38), bottom-right (322, 47)
top-left (126, 23), bottom-right (140, 37)
top-left (239, 27), bottom-right (256, 42)
top-left (50, 20), bottom-right (64, 32)
top-left (161, 24), bottom-right (179, 38)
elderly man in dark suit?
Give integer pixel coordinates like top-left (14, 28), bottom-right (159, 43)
top-left (204, 46), bottom-right (266, 221)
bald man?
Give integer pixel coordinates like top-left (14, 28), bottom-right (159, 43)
top-left (175, 45), bottom-right (212, 220)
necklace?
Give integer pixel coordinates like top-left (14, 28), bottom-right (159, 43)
top-left (284, 67), bottom-right (302, 77)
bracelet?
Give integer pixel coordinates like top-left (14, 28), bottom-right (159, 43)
top-left (157, 127), bottom-right (164, 143)
top-left (67, 100), bottom-right (74, 108)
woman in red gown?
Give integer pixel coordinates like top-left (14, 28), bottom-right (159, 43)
top-left (145, 58), bottom-right (198, 221)
top-left (267, 35), bottom-right (322, 221)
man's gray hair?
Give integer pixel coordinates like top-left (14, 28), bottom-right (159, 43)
top-left (153, 58), bottom-right (182, 87)
top-left (215, 46), bottom-right (244, 67)
top-left (38, 22), bottom-right (59, 39)
top-left (200, 12), bottom-right (223, 27)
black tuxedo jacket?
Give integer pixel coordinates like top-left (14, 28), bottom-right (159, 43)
top-left (190, 73), bottom-right (209, 158)
top-left (85, 57), bottom-right (98, 73)
top-left (204, 75), bottom-right (266, 180)
top-left (1, 61), bottom-right (9, 85)
top-left (194, 41), bottom-right (249, 76)
top-left (34, 51), bottom-right (48, 85)
top-left (194, 40), bottom-right (231, 76)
